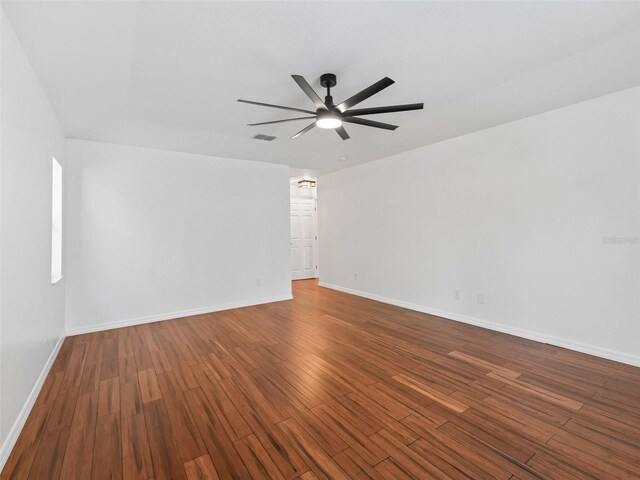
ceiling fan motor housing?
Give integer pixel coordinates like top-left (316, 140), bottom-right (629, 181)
top-left (320, 73), bottom-right (337, 89)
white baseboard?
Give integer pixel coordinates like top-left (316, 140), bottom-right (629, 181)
top-left (0, 335), bottom-right (65, 472)
top-left (65, 294), bottom-right (293, 336)
top-left (318, 282), bottom-right (640, 367)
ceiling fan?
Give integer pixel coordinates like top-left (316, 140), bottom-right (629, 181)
top-left (238, 73), bottom-right (423, 140)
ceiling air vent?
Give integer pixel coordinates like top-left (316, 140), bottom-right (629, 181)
top-left (253, 134), bottom-right (276, 141)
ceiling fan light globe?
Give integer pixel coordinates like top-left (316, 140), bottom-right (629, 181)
top-left (316, 116), bottom-right (342, 129)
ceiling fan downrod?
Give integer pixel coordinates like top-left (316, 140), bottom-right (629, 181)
top-left (320, 73), bottom-right (337, 108)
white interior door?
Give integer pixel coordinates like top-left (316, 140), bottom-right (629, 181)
top-left (291, 198), bottom-right (317, 280)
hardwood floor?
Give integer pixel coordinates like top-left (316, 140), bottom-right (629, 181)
top-left (2, 279), bottom-right (640, 479)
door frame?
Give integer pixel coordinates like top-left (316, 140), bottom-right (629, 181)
top-left (290, 195), bottom-right (319, 280)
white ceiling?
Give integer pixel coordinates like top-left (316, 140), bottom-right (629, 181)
top-left (4, 1), bottom-right (640, 173)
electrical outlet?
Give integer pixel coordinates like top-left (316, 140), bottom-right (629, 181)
top-left (453, 289), bottom-right (460, 300)
top-left (256, 278), bottom-right (262, 287)
top-left (477, 293), bottom-right (485, 304)
top-left (354, 273), bottom-right (358, 281)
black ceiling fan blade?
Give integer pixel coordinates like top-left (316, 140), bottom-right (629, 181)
top-left (343, 103), bottom-right (424, 117)
top-left (248, 116), bottom-right (316, 126)
top-left (335, 126), bottom-right (350, 140)
top-left (343, 117), bottom-right (398, 130)
top-left (291, 122), bottom-right (316, 139)
top-left (291, 75), bottom-right (328, 111)
top-left (336, 77), bottom-right (395, 113)
top-left (237, 99), bottom-right (315, 115)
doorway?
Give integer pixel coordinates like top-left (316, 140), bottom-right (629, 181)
top-left (290, 197), bottom-right (318, 280)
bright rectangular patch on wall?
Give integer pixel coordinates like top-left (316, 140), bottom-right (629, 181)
top-left (51, 157), bottom-right (63, 284)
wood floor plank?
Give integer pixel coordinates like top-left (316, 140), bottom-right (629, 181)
top-left (143, 399), bottom-right (187, 480)
top-left (311, 403), bottom-right (387, 466)
top-left (250, 370), bottom-right (303, 419)
top-left (172, 361), bottom-right (199, 390)
top-left (100, 338), bottom-right (120, 381)
top-left (563, 417), bottom-right (640, 462)
top-left (59, 391), bottom-right (99, 480)
top-left (184, 455), bottom-right (219, 480)
top-left (92, 412), bottom-right (123, 480)
top-left (46, 386), bottom-right (80, 431)
top-left (221, 355), bottom-right (290, 424)
top-left (366, 381), bottom-right (448, 427)
top-left (258, 364), bottom-right (325, 408)
top-left (156, 372), bottom-right (207, 463)
top-left (544, 434), bottom-right (638, 479)
top-left (202, 353), bottom-right (231, 380)
top-left (183, 387), bottom-right (250, 480)
top-left (486, 371), bottom-right (584, 411)
top-left (120, 380), bottom-right (154, 480)
top-left (80, 363), bottom-right (103, 394)
top-left (36, 371), bottom-right (64, 406)
top-left (132, 333), bottom-right (154, 372)
top-left (351, 382), bottom-right (412, 421)
top-left (278, 418), bottom-right (350, 480)
top-left (191, 364), bottom-right (252, 440)
top-left (436, 422), bottom-right (541, 479)
top-left (402, 414), bottom-right (512, 479)
top-left (297, 473), bottom-right (320, 480)
top-left (392, 373), bottom-right (469, 413)
top-left (85, 335), bottom-right (104, 366)
top-left (332, 448), bottom-right (383, 479)
top-left (370, 429), bottom-right (452, 480)
top-left (119, 355), bottom-right (138, 385)
top-left (3, 280), bottom-right (639, 480)
top-left (373, 457), bottom-right (416, 480)
top-left (27, 426), bottom-right (70, 480)
top-left (526, 452), bottom-right (596, 480)
top-left (150, 349), bottom-right (174, 374)
top-left (448, 350), bottom-right (521, 379)
top-left (288, 406), bottom-right (348, 457)
top-left (49, 337), bottom-right (76, 375)
top-left (98, 377), bottom-right (121, 416)
top-left (280, 355), bottom-right (352, 397)
top-left (440, 413), bottom-right (538, 465)
top-left (61, 343), bottom-right (87, 389)
top-left (321, 395), bottom-right (381, 436)
top-left (138, 368), bottom-right (162, 403)
top-left (346, 391), bottom-right (418, 445)
top-left (118, 331), bottom-right (134, 358)
top-left (234, 434), bottom-right (286, 480)
top-left (218, 377), bottom-right (309, 479)
top-left (479, 407), bottom-right (547, 449)
top-left (0, 403), bottom-right (51, 480)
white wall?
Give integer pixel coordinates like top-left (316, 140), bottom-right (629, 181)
top-left (0, 9), bottom-right (67, 464)
top-left (65, 140), bottom-right (291, 334)
top-left (319, 86), bottom-right (640, 365)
